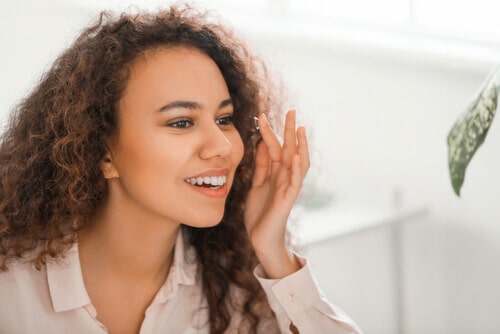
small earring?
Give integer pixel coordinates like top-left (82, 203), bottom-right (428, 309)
top-left (253, 116), bottom-right (260, 131)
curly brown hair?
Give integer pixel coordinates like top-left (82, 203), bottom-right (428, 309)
top-left (0, 4), bottom-right (284, 333)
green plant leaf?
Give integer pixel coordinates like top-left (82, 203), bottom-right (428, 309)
top-left (447, 67), bottom-right (500, 196)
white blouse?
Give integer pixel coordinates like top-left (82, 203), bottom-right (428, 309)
top-left (0, 230), bottom-right (362, 333)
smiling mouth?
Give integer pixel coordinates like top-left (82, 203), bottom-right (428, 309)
top-left (184, 175), bottom-right (227, 189)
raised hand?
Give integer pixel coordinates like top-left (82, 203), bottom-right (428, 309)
top-left (244, 110), bottom-right (310, 279)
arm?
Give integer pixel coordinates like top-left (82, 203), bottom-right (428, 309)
top-left (254, 253), bottom-right (362, 334)
top-left (244, 110), bottom-right (306, 279)
top-left (244, 110), bottom-right (362, 333)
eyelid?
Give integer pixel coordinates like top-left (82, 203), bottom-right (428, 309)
top-left (217, 111), bottom-right (234, 119)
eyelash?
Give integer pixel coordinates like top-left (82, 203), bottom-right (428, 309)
top-left (215, 115), bottom-right (234, 126)
top-left (167, 115), bottom-right (235, 129)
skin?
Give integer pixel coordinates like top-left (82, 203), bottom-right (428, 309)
top-left (78, 47), bottom-right (309, 333)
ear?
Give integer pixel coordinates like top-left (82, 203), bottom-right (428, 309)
top-left (100, 151), bottom-right (119, 179)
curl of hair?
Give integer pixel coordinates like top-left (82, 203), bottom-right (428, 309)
top-left (0, 5), bottom-right (283, 333)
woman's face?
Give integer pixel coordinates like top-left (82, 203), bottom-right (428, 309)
top-left (106, 47), bottom-right (244, 228)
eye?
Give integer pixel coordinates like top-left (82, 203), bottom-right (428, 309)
top-left (167, 118), bottom-right (193, 129)
top-left (215, 115), bottom-right (234, 126)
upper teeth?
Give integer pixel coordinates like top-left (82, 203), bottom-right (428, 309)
top-left (185, 175), bottom-right (227, 186)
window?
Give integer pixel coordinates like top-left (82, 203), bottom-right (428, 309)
top-left (68, 0), bottom-right (500, 44)
top-left (414, 0), bottom-right (500, 40)
top-left (202, 0), bottom-right (500, 44)
top-left (289, 0), bottom-right (410, 26)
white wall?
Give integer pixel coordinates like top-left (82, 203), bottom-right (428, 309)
top-left (243, 28), bottom-right (500, 333)
top-left (1, 2), bottom-right (500, 333)
top-left (0, 1), bottom-right (93, 126)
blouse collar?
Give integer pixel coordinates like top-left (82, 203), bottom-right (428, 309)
top-left (46, 228), bottom-right (198, 313)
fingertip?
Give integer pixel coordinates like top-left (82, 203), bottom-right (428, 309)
top-left (297, 126), bottom-right (308, 144)
top-left (258, 113), bottom-right (272, 133)
top-left (286, 109), bottom-right (296, 124)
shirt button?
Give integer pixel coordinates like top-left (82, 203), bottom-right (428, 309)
top-left (283, 293), bottom-right (295, 303)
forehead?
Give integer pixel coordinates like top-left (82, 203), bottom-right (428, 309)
top-left (128, 46), bottom-right (217, 82)
top-left (122, 46), bottom-right (229, 101)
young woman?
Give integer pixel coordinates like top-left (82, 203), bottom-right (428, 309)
top-left (0, 5), bottom-right (361, 334)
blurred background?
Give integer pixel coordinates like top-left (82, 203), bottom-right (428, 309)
top-left (1, 1), bottom-right (500, 333)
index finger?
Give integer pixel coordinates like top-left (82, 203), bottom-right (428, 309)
top-left (258, 113), bottom-right (282, 162)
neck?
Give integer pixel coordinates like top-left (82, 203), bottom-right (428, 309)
top-left (78, 195), bottom-right (180, 285)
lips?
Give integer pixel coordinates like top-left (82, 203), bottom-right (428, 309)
top-left (183, 169), bottom-right (230, 198)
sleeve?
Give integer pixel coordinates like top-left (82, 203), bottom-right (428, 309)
top-left (254, 253), bottom-right (363, 334)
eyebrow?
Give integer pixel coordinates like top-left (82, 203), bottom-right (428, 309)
top-left (159, 98), bottom-right (233, 112)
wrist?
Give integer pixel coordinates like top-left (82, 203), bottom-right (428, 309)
top-left (255, 246), bottom-right (301, 279)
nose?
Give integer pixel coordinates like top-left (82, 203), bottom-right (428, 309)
top-left (199, 123), bottom-right (232, 160)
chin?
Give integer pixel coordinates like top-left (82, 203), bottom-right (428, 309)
top-left (184, 221), bottom-right (222, 229)
top-left (184, 213), bottom-right (225, 229)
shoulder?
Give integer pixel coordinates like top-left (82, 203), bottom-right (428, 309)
top-left (0, 247), bottom-right (50, 299)
top-left (0, 247), bottom-right (45, 280)
top-left (0, 253), bottom-right (53, 328)
top-left (0, 242), bottom-right (68, 298)
top-left (0, 244), bottom-right (90, 332)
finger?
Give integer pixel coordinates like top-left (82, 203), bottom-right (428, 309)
top-left (287, 154), bottom-right (302, 200)
top-left (252, 140), bottom-right (271, 187)
top-left (297, 126), bottom-right (310, 178)
top-left (258, 113), bottom-right (282, 163)
top-left (281, 110), bottom-right (297, 168)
